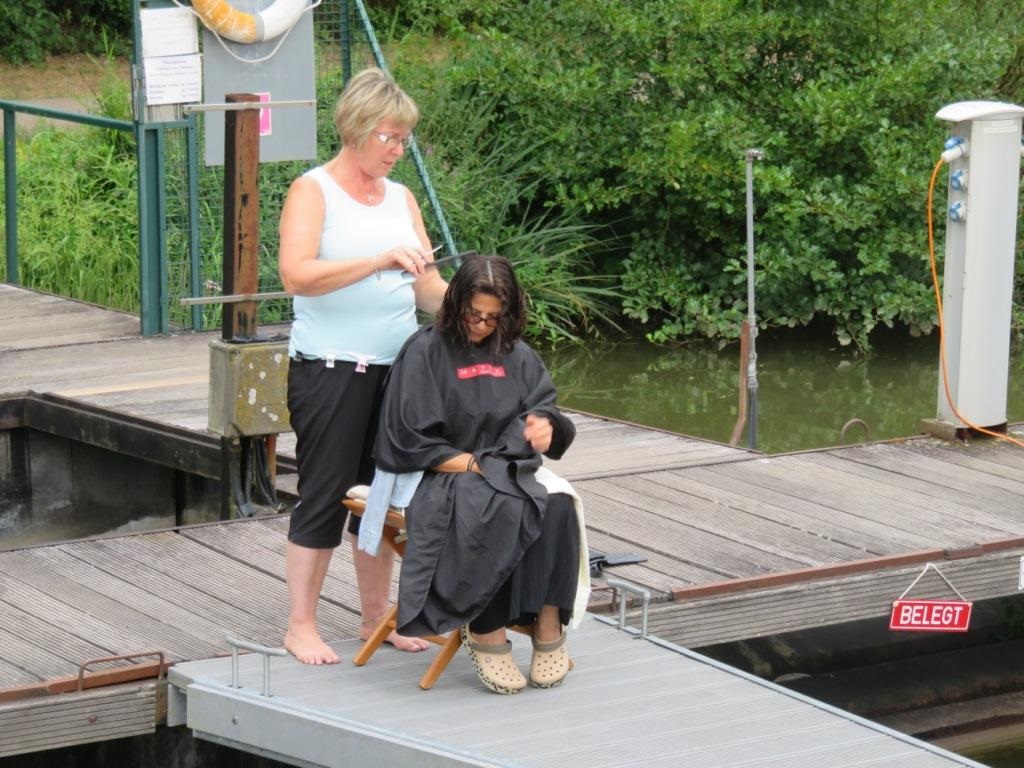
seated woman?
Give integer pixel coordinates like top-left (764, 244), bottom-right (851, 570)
top-left (372, 254), bottom-right (589, 694)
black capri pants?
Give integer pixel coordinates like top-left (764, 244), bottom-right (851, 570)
top-left (286, 357), bottom-right (388, 549)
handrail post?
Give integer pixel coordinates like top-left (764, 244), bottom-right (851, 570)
top-left (136, 122), bottom-right (168, 335)
top-left (4, 108), bottom-right (17, 284)
top-left (186, 112), bottom-right (203, 330)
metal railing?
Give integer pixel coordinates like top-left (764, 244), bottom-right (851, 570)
top-left (2, 101), bottom-right (135, 295)
top-left (2, 0), bottom-right (456, 337)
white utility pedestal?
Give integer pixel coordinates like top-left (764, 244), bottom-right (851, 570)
top-left (928, 100), bottom-right (1024, 437)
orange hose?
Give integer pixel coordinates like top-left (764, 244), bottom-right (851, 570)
top-left (926, 158), bottom-right (1024, 447)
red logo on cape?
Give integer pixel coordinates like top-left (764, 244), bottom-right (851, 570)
top-left (457, 364), bottom-right (506, 379)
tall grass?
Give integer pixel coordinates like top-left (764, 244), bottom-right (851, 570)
top-left (392, 64), bottom-right (622, 344)
top-left (4, 48), bottom-right (619, 344)
top-left (3, 58), bottom-right (138, 310)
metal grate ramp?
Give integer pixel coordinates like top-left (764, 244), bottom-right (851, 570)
top-left (167, 614), bottom-right (986, 768)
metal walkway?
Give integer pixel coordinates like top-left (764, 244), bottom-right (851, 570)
top-left (167, 615), bottom-right (987, 768)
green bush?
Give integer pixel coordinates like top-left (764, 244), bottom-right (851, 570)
top-left (0, 0), bottom-right (131, 63)
top-left (0, 4), bottom-right (62, 64)
top-left (382, 0), bottom-right (1023, 350)
top-left (385, 68), bottom-right (621, 344)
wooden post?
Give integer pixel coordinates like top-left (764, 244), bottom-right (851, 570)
top-left (728, 319), bottom-right (753, 446)
top-left (221, 93), bottom-right (261, 341)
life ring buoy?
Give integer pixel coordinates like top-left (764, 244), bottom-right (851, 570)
top-left (192, 0), bottom-right (308, 44)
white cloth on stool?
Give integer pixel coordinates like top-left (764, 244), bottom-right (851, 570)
top-left (355, 469), bottom-right (423, 557)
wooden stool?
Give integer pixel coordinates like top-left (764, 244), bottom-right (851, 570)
top-left (343, 490), bottom-right (463, 690)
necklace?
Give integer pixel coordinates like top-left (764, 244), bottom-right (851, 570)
top-left (364, 181), bottom-right (382, 205)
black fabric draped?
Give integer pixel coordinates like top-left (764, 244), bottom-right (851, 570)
top-left (373, 326), bottom-right (576, 637)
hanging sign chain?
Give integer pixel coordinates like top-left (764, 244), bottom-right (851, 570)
top-left (896, 562), bottom-right (968, 602)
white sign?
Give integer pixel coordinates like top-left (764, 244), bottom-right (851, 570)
top-left (144, 54), bottom-right (203, 106)
top-left (140, 7), bottom-right (199, 58)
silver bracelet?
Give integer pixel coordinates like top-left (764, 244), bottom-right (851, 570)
top-left (373, 254), bottom-right (382, 281)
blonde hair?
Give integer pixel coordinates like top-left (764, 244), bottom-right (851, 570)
top-left (332, 67), bottom-right (419, 148)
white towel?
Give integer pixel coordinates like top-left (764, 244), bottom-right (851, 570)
top-left (355, 470), bottom-right (423, 557)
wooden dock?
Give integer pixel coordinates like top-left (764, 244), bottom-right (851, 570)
top-left (2, 283), bottom-right (1022, 764)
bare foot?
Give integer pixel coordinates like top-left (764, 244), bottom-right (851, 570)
top-left (359, 622), bottom-right (430, 653)
top-left (383, 630), bottom-right (430, 652)
top-left (285, 624), bottom-right (341, 665)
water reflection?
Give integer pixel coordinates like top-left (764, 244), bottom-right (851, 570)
top-left (543, 330), bottom-right (1024, 455)
top-left (963, 738), bottom-right (1024, 768)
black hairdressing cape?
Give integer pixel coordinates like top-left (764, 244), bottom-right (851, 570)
top-left (373, 325), bottom-right (575, 637)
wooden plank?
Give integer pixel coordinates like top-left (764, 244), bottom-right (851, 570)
top-left (831, 443), bottom-right (1024, 509)
top-left (695, 459), bottom-right (985, 548)
top-left (1, 547), bottom-right (224, 662)
top-left (584, 527), bottom-right (717, 591)
top-left (87, 528), bottom-right (356, 638)
top-left (749, 455), bottom-right (1012, 543)
top-left (798, 451), bottom-right (1024, 536)
top-left (0, 285), bottom-right (138, 351)
top-left (597, 473), bottom-right (869, 564)
top-left (682, 464), bottom-right (934, 553)
top-left (179, 519), bottom-right (366, 626)
top-left (645, 468), bottom-right (891, 556)
top-left (66, 535), bottom-right (300, 648)
top-left (901, 436), bottom-right (1024, 480)
top-left (0, 601), bottom-right (112, 683)
top-left (578, 484), bottom-right (808, 579)
top-left (0, 575), bottom-right (163, 677)
top-left (0, 658), bottom-right (39, 689)
top-left (0, 625), bottom-right (83, 683)
top-left (0, 683), bottom-right (155, 758)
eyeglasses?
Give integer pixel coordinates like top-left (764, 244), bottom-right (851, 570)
top-left (464, 308), bottom-right (503, 328)
top-left (371, 131), bottom-right (414, 149)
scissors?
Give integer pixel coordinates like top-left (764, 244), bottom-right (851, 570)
top-left (425, 249), bottom-right (478, 269)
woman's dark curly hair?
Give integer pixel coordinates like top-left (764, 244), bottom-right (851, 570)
top-left (435, 254), bottom-right (526, 354)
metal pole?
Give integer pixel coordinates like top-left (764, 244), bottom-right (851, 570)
top-left (4, 109), bottom-right (17, 284)
top-left (744, 149), bottom-right (764, 450)
top-left (340, 0), bottom-right (352, 86)
top-left (185, 111), bottom-right (203, 330)
top-left (351, 0), bottom-right (459, 260)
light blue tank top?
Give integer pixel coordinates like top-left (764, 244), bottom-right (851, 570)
top-left (288, 168), bottom-right (420, 366)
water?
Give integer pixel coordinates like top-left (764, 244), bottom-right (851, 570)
top-left (964, 739), bottom-right (1024, 768)
top-left (544, 329), bottom-right (1024, 767)
top-left (543, 328), bottom-right (1024, 454)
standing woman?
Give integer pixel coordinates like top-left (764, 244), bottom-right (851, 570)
top-left (278, 68), bottom-right (447, 664)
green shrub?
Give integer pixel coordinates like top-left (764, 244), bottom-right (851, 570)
top-left (385, 51), bottom-right (621, 344)
top-left (383, 0), bottom-right (1023, 350)
top-left (0, 4), bottom-right (62, 64)
top-left (0, 0), bottom-right (131, 63)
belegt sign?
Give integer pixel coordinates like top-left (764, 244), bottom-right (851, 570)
top-left (889, 599), bottom-right (972, 632)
